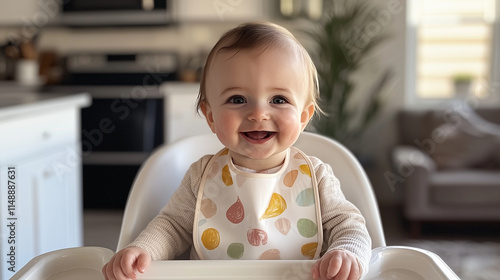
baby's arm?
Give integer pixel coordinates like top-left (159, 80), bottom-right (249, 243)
top-left (102, 156), bottom-right (212, 279)
top-left (312, 159), bottom-right (372, 279)
top-left (127, 156), bottom-right (212, 259)
top-left (102, 246), bottom-right (151, 280)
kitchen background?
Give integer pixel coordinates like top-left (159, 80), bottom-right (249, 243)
top-left (1, 0), bottom-right (500, 279)
top-left (0, 0), bottom-right (405, 208)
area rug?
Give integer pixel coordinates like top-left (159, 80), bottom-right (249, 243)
top-left (402, 240), bottom-right (500, 280)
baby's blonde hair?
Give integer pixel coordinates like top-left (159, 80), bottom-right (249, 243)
top-left (196, 22), bottom-right (320, 115)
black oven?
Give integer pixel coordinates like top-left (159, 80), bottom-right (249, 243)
top-left (59, 0), bottom-right (175, 26)
top-left (80, 89), bottom-right (165, 209)
top-left (53, 52), bottom-right (179, 209)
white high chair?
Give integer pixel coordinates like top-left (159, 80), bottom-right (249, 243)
top-left (117, 132), bottom-right (386, 250)
top-left (11, 132), bottom-right (460, 280)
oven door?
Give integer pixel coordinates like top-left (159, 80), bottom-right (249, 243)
top-left (80, 90), bottom-right (165, 209)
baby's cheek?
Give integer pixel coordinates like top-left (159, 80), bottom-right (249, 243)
top-left (278, 112), bottom-right (302, 135)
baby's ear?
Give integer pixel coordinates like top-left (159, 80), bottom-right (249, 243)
top-left (200, 102), bottom-right (216, 133)
top-left (300, 103), bottom-right (315, 130)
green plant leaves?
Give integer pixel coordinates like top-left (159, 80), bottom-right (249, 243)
top-left (305, 0), bottom-right (392, 149)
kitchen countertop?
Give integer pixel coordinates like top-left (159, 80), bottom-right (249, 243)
top-left (0, 91), bottom-right (92, 119)
top-left (40, 85), bottom-right (164, 99)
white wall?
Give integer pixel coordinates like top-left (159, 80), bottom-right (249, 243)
top-left (355, 0), bottom-right (407, 205)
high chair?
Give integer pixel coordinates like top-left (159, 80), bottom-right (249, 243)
top-left (11, 132), bottom-right (460, 280)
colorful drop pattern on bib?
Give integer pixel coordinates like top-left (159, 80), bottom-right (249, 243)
top-left (194, 147), bottom-right (322, 261)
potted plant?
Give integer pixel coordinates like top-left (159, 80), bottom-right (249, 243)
top-left (305, 0), bottom-right (392, 151)
top-left (452, 73), bottom-right (474, 98)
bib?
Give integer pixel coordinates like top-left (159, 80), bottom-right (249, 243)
top-left (193, 147), bottom-right (322, 260)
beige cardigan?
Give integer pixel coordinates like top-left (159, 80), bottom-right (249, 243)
top-left (129, 153), bottom-right (372, 277)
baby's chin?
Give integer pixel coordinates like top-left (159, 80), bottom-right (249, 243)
top-left (230, 148), bottom-right (288, 170)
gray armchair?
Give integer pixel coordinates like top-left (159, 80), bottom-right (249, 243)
top-left (391, 104), bottom-right (500, 237)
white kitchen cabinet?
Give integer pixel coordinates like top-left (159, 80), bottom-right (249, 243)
top-left (161, 82), bottom-right (212, 144)
top-left (0, 93), bottom-right (90, 280)
top-left (31, 145), bottom-right (82, 254)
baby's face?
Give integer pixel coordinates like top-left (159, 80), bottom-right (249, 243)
top-left (202, 46), bottom-right (314, 170)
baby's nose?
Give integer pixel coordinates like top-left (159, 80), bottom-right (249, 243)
top-left (247, 103), bottom-right (270, 121)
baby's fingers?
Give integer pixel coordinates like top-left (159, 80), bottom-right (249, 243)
top-left (311, 260), bottom-right (320, 279)
top-left (135, 253), bottom-right (151, 273)
top-left (324, 254), bottom-right (342, 279)
top-left (330, 257), bottom-right (351, 280)
top-left (311, 256), bottom-right (341, 280)
top-left (120, 253), bottom-right (139, 279)
top-left (342, 258), bottom-right (360, 280)
top-left (103, 255), bottom-right (129, 280)
top-left (102, 262), bottom-right (111, 280)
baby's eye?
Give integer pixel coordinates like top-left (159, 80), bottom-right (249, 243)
top-left (271, 95), bottom-right (288, 104)
top-left (228, 95), bottom-right (246, 104)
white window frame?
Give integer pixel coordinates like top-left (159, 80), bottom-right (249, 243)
top-left (405, 0), bottom-right (500, 107)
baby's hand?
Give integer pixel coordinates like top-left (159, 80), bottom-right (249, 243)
top-left (102, 246), bottom-right (151, 280)
top-left (311, 249), bottom-right (360, 280)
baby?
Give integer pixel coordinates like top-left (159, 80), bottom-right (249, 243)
top-left (102, 22), bottom-right (371, 280)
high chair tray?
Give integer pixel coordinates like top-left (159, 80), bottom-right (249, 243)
top-left (11, 246), bottom-right (460, 280)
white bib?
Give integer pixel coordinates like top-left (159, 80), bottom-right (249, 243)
top-left (193, 147), bottom-right (322, 260)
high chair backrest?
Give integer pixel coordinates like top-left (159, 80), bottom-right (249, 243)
top-left (117, 132), bottom-right (385, 251)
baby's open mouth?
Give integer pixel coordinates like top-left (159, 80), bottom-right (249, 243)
top-left (243, 131), bottom-right (276, 140)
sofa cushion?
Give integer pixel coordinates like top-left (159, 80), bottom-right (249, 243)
top-left (430, 123), bottom-right (498, 169)
top-left (430, 170), bottom-right (500, 206)
top-left (429, 102), bottom-right (500, 169)
top-left (398, 110), bottom-right (443, 146)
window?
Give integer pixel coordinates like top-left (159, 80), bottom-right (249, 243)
top-left (407, 0), bottom-right (499, 103)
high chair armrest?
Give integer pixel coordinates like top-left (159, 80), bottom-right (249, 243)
top-left (10, 247), bottom-right (115, 280)
top-left (364, 246), bottom-right (460, 280)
